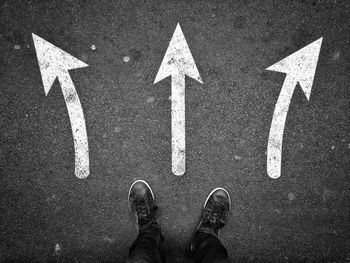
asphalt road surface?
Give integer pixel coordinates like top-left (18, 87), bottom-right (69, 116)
top-left (0, 0), bottom-right (349, 262)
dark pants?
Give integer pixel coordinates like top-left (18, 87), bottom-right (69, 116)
top-left (126, 223), bottom-right (230, 263)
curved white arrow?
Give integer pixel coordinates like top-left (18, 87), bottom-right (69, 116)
top-left (266, 37), bottom-right (323, 179)
top-left (154, 23), bottom-right (202, 176)
top-left (32, 33), bottom-right (89, 179)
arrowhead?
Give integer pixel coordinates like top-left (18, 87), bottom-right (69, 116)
top-left (154, 23), bottom-right (202, 84)
top-left (32, 33), bottom-right (88, 95)
top-left (267, 37), bottom-right (323, 100)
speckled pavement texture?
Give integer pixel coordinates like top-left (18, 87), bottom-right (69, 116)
top-left (0, 0), bottom-right (349, 262)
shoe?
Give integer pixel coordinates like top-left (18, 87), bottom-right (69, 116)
top-left (196, 187), bottom-right (231, 236)
top-left (128, 179), bottom-right (158, 231)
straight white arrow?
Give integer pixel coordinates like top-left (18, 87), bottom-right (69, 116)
top-left (266, 37), bottom-right (323, 179)
top-left (154, 23), bottom-right (202, 176)
top-left (32, 33), bottom-right (90, 179)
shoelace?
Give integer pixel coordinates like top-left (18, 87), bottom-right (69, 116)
top-left (135, 199), bottom-right (157, 226)
top-left (135, 199), bottom-right (150, 224)
top-left (204, 200), bottom-right (226, 229)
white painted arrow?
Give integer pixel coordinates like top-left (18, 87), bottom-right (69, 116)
top-left (154, 23), bottom-right (202, 176)
top-left (266, 37), bottom-right (323, 179)
top-left (32, 33), bottom-right (89, 179)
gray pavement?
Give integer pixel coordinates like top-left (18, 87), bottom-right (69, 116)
top-left (0, 0), bottom-right (349, 262)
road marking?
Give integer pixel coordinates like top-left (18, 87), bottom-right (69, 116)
top-left (32, 33), bottom-right (90, 179)
top-left (266, 37), bottom-right (323, 179)
top-left (154, 23), bottom-right (202, 176)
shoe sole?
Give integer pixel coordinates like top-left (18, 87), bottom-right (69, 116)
top-left (128, 179), bottom-right (155, 207)
top-left (203, 187), bottom-right (231, 210)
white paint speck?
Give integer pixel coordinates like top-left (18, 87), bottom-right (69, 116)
top-left (146, 97), bottom-right (155, 103)
top-left (331, 145), bottom-right (335, 150)
top-left (14, 45), bottom-right (20, 49)
top-left (114, 126), bottom-right (121, 133)
top-left (168, 95), bottom-right (172, 100)
top-left (26, 45), bottom-right (30, 49)
top-left (123, 56), bottom-right (130, 63)
top-left (91, 44), bottom-right (96, 51)
top-left (234, 154), bottom-right (242, 160)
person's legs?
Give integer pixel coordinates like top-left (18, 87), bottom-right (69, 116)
top-left (126, 180), bottom-right (165, 263)
top-left (191, 188), bottom-right (231, 263)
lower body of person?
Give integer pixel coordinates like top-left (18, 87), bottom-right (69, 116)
top-left (126, 179), bottom-right (231, 263)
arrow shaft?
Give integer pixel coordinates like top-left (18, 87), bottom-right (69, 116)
top-left (267, 76), bottom-right (296, 179)
top-left (171, 73), bottom-right (186, 176)
top-left (58, 74), bottom-right (89, 179)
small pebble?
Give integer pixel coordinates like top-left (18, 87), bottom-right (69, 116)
top-left (234, 154), bottom-right (242, 160)
top-left (14, 45), bottom-right (20, 49)
top-left (168, 95), bottom-right (172, 101)
top-left (123, 56), bottom-right (130, 62)
top-left (91, 44), bottom-right (96, 50)
top-left (114, 127), bottom-right (121, 133)
top-left (331, 145), bottom-right (335, 150)
top-left (26, 45), bottom-right (30, 49)
top-left (146, 97), bottom-right (155, 103)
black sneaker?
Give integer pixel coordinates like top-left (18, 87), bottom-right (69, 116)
top-left (196, 187), bottom-right (231, 236)
top-left (128, 180), bottom-right (158, 231)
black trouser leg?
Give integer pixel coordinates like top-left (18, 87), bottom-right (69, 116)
top-left (126, 222), bottom-right (165, 263)
top-left (192, 230), bottom-right (230, 263)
